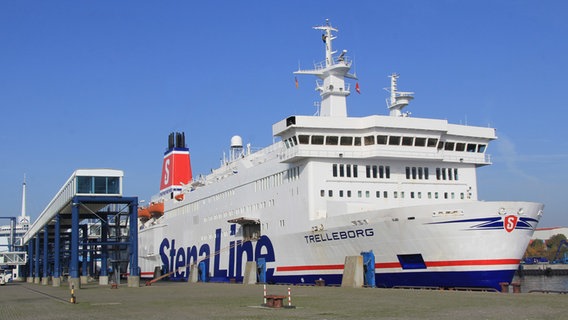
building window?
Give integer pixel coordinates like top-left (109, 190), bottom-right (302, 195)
top-left (332, 164), bottom-right (338, 177)
top-left (328, 190), bottom-right (333, 197)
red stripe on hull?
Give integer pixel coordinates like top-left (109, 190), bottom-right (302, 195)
top-left (276, 259), bottom-right (520, 272)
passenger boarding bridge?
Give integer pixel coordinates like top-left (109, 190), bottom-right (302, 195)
top-left (21, 169), bottom-right (139, 288)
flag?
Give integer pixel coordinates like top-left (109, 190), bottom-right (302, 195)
top-left (295, 77), bottom-right (299, 89)
top-left (355, 82), bottom-right (360, 94)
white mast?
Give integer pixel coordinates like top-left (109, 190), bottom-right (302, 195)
top-left (386, 73), bottom-right (414, 117)
top-left (294, 19), bottom-right (357, 117)
top-left (18, 175), bottom-right (30, 226)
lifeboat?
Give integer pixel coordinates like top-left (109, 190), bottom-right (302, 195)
top-left (138, 207), bottom-right (151, 221)
top-left (148, 202), bottom-right (165, 218)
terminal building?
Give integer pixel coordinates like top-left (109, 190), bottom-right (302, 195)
top-left (20, 169), bottom-right (139, 288)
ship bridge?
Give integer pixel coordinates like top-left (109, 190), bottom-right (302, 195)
top-left (21, 169), bottom-right (139, 288)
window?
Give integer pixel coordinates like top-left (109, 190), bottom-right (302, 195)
top-left (364, 135), bottom-right (375, 145)
top-left (466, 143), bottom-right (476, 152)
top-left (444, 142), bottom-right (455, 151)
top-left (383, 191), bottom-right (388, 198)
top-left (298, 135), bottom-right (310, 144)
top-left (478, 144), bottom-right (486, 153)
top-left (394, 191), bottom-right (398, 199)
top-left (377, 135), bottom-right (388, 145)
top-left (415, 137), bottom-right (426, 147)
top-left (339, 190), bottom-right (344, 197)
top-left (376, 191), bottom-right (381, 198)
top-left (436, 168), bottom-right (441, 180)
top-left (427, 138), bottom-right (438, 147)
top-left (339, 164), bottom-right (345, 177)
top-left (312, 135), bottom-right (324, 145)
top-left (320, 190), bottom-right (325, 197)
top-left (346, 164), bottom-right (352, 177)
top-left (353, 165), bottom-right (358, 178)
top-left (358, 190), bottom-right (362, 198)
top-left (405, 167), bottom-right (410, 179)
top-left (347, 190), bottom-right (352, 197)
top-left (424, 168), bottom-right (429, 180)
top-left (354, 137), bottom-right (361, 146)
top-left (454, 168), bottom-right (459, 180)
top-left (372, 165), bottom-right (378, 178)
top-left (328, 190), bottom-right (333, 197)
top-left (77, 176), bottom-right (120, 194)
top-left (402, 136), bottom-right (414, 146)
top-left (365, 191), bottom-right (370, 198)
top-left (411, 167), bottom-right (417, 179)
top-left (326, 136), bottom-right (339, 145)
top-left (388, 136), bottom-right (401, 145)
top-left (456, 143), bottom-right (465, 152)
top-left (332, 164), bottom-right (338, 177)
top-left (340, 136), bottom-right (353, 146)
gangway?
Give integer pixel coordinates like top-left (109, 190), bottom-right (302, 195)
top-left (0, 217), bottom-right (28, 265)
top-left (21, 169), bottom-right (139, 288)
top-left (0, 252), bottom-right (27, 266)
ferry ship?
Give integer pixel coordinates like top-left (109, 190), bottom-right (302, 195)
top-left (138, 20), bottom-right (543, 290)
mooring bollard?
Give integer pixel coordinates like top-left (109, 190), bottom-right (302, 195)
top-left (70, 284), bottom-right (76, 304)
top-left (511, 282), bottom-right (521, 293)
top-left (499, 282), bottom-right (509, 293)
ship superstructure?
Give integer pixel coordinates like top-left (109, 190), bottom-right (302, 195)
top-left (137, 20), bottom-right (543, 290)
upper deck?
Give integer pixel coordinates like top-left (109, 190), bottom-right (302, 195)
top-left (274, 114), bottom-right (495, 165)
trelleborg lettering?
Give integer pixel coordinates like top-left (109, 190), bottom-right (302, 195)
top-left (304, 228), bottom-right (375, 244)
top-left (159, 227), bottom-right (275, 280)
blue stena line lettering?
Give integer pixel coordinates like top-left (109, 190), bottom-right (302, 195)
top-left (304, 228), bottom-right (375, 244)
top-left (159, 226), bottom-right (275, 281)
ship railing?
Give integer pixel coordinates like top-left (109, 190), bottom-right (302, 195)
top-left (296, 56), bottom-right (352, 72)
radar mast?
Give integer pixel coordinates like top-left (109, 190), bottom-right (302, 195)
top-left (294, 19), bottom-right (357, 117)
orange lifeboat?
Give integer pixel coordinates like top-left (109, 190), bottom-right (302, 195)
top-left (148, 202), bottom-right (165, 218)
top-left (138, 207), bottom-right (151, 221)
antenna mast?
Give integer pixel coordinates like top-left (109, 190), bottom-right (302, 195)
top-left (294, 19), bottom-right (357, 117)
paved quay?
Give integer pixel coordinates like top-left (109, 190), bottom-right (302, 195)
top-left (0, 281), bottom-right (565, 320)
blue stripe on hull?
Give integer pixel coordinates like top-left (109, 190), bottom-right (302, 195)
top-left (270, 269), bottom-right (516, 291)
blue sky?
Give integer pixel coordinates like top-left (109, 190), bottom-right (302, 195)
top-left (1, 1), bottom-right (567, 228)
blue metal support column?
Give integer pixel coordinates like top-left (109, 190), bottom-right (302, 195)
top-left (34, 236), bottom-right (40, 284)
top-left (100, 213), bottom-right (109, 285)
top-left (42, 225), bottom-right (49, 285)
top-left (27, 241), bottom-right (33, 283)
top-left (53, 214), bottom-right (61, 287)
top-left (80, 225), bottom-right (88, 283)
top-left (69, 199), bottom-right (80, 289)
top-left (128, 199), bottom-right (140, 287)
